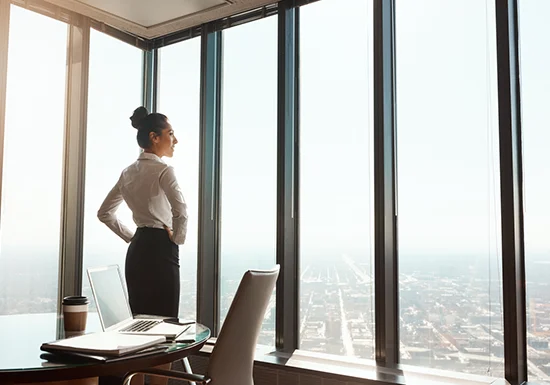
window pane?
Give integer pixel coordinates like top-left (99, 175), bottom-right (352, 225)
top-left (0, 6), bottom-right (67, 315)
top-left (299, 0), bottom-right (375, 358)
top-left (220, 17), bottom-right (277, 345)
top-left (396, 0), bottom-right (503, 377)
top-left (82, 30), bottom-right (142, 309)
top-left (519, 1), bottom-right (550, 382)
top-left (158, 38), bottom-right (201, 320)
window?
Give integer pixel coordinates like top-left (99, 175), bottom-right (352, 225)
top-left (219, 17), bottom-right (278, 345)
top-left (519, 1), bottom-right (550, 382)
top-left (0, 6), bottom-right (67, 315)
top-left (81, 29), bottom-right (142, 309)
top-left (158, 38), bottom-right (201, 320)
top-left (299, 0), bottom-right (375, 358)
top-left (396, 0), bottom-right (503, 376)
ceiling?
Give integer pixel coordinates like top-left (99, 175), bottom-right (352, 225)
top-left (44, 0), bottom-right (279, 39)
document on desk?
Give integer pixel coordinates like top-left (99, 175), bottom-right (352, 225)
top-left (40, 344), bottom-right (169, 364)
top-left (41, 332), bottom-right (166, 357)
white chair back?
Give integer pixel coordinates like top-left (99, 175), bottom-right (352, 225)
top-left (207, 266), bottom-right (280, 385)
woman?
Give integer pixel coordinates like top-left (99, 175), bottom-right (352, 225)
top-left (97, 106), bottom-right (188, 319)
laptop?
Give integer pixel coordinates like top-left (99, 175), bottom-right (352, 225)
top-left (87, 265), bottom-right (192, 341)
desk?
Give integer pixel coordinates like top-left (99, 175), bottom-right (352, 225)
top-left (0, 313), bottom-right (210, 384)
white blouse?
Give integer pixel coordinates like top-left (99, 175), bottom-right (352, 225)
top-left (97, 152), bottom-right (188, 245)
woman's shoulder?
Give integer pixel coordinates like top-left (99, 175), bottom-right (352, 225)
top-left (158, 163), bottom-right (177, 179)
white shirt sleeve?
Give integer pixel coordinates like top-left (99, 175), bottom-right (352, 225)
top-left (97, 175), bottom-right (135, 243)
top-left (159, 166), bottom-right (188, 245)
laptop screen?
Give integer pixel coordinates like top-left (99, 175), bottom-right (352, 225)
top-left (87, 266), bottom-right (133, 330)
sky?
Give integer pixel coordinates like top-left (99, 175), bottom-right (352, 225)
top-left (5, 0), bottom-right (548, 258)
top-left (2, 0), bottom-right (550, 275)
top-left (518, 0), bottom-right (550, 259)
top-left (395, 0), bottom-right (501, 259)
top-left (1, 1), bottom-right (549, 267)
top-left (1, 0), bottom-right (550, 373)
top-left (2, 6), bottom-right (67, 255)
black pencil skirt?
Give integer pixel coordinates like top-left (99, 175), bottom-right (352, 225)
top-left (125, 227), bottom-right (180, 318)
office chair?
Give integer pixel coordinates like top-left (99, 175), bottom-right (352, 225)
top-left (123, 265), bottom-right (280, 385)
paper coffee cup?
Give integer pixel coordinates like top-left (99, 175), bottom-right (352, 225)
top-left (63, 296), bottom-right (89, 333)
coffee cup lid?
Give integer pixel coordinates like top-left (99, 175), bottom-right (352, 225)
top-left (63, 296), bottom-right (89, 305)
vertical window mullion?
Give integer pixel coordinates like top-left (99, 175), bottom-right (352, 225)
top-left (142, 49), bottom-right (158, 113)
top-left (495, 0), bottom-right (527, 383)
top-left (197, 26), bottom-right (222, 335)
top-left (373, 0), bottom-right (399, 366)
top-left (58, 17), bottom-right (91, 321)
top-left (276, 0), bottom-right (299, 352)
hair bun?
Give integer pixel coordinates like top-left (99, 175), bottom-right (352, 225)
top-left (130, 106), bottom-right (149, 129)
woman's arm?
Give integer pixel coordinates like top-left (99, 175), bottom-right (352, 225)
top-left (97, 176), bottom-right (134, 243)
top-left (159, 166), bottom-right (188, 245)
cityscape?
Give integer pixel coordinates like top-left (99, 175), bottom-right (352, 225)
top-left (1, 250), bottom-right (550, 383)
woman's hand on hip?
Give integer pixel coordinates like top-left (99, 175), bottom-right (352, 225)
top-left (163, 225), bottom-right (174, 243)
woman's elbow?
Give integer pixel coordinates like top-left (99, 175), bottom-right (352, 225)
top-left (97, 209), bottom-right (110, 223)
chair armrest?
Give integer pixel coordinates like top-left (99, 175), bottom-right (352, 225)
top-left (123, 368), bottom-right (211, 384)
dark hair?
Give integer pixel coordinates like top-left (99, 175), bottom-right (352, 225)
top-left (130, 106), bottom-right (170, 149)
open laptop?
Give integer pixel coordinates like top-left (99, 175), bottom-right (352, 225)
top-left (87, 265), bottom-right (192, 341)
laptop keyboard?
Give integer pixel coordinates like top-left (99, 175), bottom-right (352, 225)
top-left (120, 320), bottom-right (161, 332)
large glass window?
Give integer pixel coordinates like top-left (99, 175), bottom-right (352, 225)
top-left (81, 30), bottom-right (142, 308)
top-left (0, 6), bottom-right (67, 315)
top-left (299, 0), bottom-right (375, 358)
top-left (396, 0), bottom-right (503, 377)
top-left (158, 38), bottom-right (201, 321)
top-left (519, 1), bottom-right (550, 382)
top-left (219, 17), bottom-right (278, 345)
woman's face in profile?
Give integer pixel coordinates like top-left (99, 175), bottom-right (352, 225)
top-left (152, 122), bottom-right (178, 158)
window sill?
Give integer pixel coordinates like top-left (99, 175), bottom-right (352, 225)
top-left (198, 340), bottom-right (508, 385)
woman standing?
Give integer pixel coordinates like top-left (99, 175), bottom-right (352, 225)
top-left (97, 106), bottom-right (187, 319)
